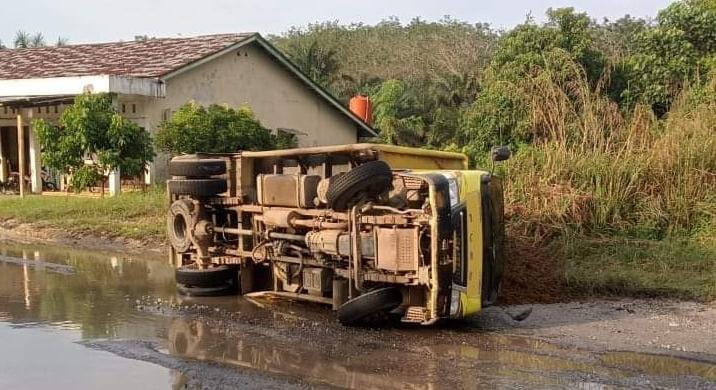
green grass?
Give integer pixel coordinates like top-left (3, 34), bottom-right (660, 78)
top-left (561, 235), bottom-right (716, 301)
top-left (0, 189), bottom-right (166, 241)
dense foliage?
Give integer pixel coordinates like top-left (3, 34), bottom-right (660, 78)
top-left (154, 102), bottom-right (296, 155)
top-left (34, 93), bottom-right (154, 193)
top-left (273, 0), bottom-right (716, 239)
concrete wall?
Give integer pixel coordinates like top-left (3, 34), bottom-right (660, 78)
top-left (142, 42), bottom-right (360, 181)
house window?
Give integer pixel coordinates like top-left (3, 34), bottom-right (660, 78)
top-left (132, 104), bottom-right (136, 114)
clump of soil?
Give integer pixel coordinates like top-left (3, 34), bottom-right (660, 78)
top-left (499, 231), bottom-right (564, 304)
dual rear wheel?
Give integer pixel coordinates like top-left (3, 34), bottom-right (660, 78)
top-left (168, 156), bottom-right (237, 297)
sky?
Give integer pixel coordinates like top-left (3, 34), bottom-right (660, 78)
top-left (0, 0), bottom-right (674, 46)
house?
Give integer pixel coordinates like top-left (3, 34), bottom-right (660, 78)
top-left (0, 33), bottom-right (376, 195)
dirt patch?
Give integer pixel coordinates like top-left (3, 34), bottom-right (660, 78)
top-left (0, 218), bottom-right (166, 255)
top-left (477, 299), bottom-right (716, 357)
top-left (500, 233), bottom-right (564, 304)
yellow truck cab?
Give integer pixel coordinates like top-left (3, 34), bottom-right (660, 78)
top-left (166, 144), bottom-right (506, 325)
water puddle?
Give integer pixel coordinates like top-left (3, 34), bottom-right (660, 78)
top-left (0, 241), bottom-right (714, 389)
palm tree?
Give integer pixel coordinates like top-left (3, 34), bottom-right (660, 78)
top-left (14, 31), bottom-right (47, 48)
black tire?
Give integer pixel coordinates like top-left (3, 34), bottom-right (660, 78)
top-left (175, 264), bottom-right (236, 288)
top-left (338, 287), bottom-right (402, 326)
top-left (177, 283), bottom-right (237, 297)
top-left (167, 179), bottom-right (227, 197)
top-left (169, 158), bottom-right (226, 177)
top-left (167, 200), bottom-right (194, 252)
top-left (326, 161), bottom-right (393, 211)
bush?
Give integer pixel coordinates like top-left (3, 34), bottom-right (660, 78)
top-left (459, 79), bottom-right (529, 160)
top-left (34, 93), bottom-right (154, 193)
top-left (154, 102), bottom-right (295, 155)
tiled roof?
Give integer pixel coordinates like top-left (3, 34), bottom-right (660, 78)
top-left (0, 33), bottom-right (255, 79)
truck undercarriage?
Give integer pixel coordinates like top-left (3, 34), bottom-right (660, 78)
top-left (167, 144), bottom-right (504, 325)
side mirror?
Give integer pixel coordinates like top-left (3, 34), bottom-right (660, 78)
top-left (491, 146), bottom-right (511, 162)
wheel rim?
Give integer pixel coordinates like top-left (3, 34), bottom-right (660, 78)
top-left (173, 213), bottom-right (187, 241)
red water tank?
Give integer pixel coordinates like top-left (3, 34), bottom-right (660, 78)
top-left (349, 95), bottom-right (373, 125)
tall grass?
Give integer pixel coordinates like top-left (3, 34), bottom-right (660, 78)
top-left (497, 61), bottom-right (716, 302)
top-left (502, 60), bottom-right (716, 241)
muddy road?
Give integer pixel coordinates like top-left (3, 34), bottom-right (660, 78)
top-left (0, 241), bottom-right (714, 389)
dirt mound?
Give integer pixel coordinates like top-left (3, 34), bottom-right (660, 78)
top-left (499, 231), bottom-right (564, 304)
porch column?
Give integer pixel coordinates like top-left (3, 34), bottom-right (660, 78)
top-left (108, 168), bottom-right (121, 196)
top-left (28, 110), bottom-right (42, 194)
top-left (17, 113), bottom-right (25, 197)
top-left (0, 127), bottom-right (6, 183)
top-left (144, 162), bottom-right (154, 185)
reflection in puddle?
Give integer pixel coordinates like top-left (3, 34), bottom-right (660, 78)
top-left (165, 315), bottom-right (716, 389)
top-left (0, 242), bottom-right (175, 338)
top-left (167, 316), bottom-right (432, 389)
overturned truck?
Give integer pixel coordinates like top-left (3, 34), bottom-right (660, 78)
top-left (166, 144), bottom-right (507, 325)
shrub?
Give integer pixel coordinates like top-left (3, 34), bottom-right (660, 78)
top-left (34, 93), bottom-right (154, 193)
top-left (154, 102), bottom-right (294, 155)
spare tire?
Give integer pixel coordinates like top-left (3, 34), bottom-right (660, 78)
top-left (338, 287), bottom-right (402, 326)
top-left (167, 200), bottom-right (194, 252)
top-left (326, 161), bottom-right (393, 211)
top-left (168, 178), bottom-right (227, 197)
top-left (175, 264), bottom-right (236, 288)
top-left (169, 158), bottom-right (226, 177)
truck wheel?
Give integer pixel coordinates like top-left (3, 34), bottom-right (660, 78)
top-left (177, 283), bottom-right (237, 297)
top-left (169, 157), bottom-right (226, 177)
top-left (167, 200), bottom-right (194, 252)
top-left (326, 161), bottom-right (393, 211)
top-left (167, 179), bottom-right (227, 197)
top-left (175, 264), bottom-right (236, 288)
top-left (337, 287), bottom-right (402, 326)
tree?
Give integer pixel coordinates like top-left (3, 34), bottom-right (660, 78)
top-left (271, 17), bottom-right (496, 101)
top-left (14, 31), bottom-right (45, 48)
top-left (34, 93), bottom-right (155, 193)
top-left (154, 102), bottom-right (293, 155)
top-left (624, 0), bottom-right (716, 114)
top-left (459, 80), bottom-right (530, 158)
top-left (284, 37), bottom-right (340, 88)
top-left (13, 30), bottom-right (68, 48)
top-left (491, 8), bottom-right (605, 83)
